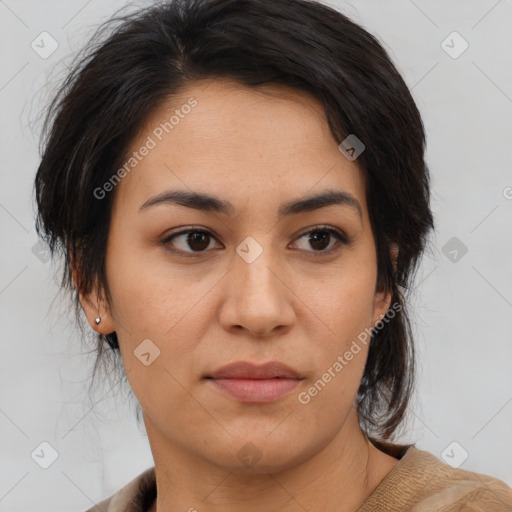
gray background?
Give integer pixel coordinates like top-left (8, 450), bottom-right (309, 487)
top-left (1, 0), bottom-right (511, 510)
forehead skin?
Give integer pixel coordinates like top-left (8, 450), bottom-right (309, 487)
top-left (110, 78), bottom-right (370, 239)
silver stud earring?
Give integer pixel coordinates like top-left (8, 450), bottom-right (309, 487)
top-left (95, 316), bottom-right (101, 325)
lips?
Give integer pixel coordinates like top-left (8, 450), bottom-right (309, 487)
top-left (205, 361), bottom-right (304, 403)
top-left (206, 361), bottom-right (302, 380)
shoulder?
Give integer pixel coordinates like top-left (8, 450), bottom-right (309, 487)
top-left (84, 467), bottom-right (156, 512)
top-left (360, 444), bottom-right (512, 511)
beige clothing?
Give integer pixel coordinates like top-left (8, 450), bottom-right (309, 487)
top-left (85, 444), bottom-right (512, 511)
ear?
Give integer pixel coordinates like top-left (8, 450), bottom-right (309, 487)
top-left (371, 243), bottom-right (399, 327)
top-left (71, 266), bottom-right (116, 335)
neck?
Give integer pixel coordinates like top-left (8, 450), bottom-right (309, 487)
top-left (145, 410), bottom-right (398, 512)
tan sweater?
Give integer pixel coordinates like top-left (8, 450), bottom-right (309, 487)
top-left (85, 445), bottom-right (512, 511)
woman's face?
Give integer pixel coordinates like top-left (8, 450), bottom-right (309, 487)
top-left (86, 78), bottom-right (392, 472)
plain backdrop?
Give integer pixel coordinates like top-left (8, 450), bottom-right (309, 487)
top-left (1, 0), bottom-right (511, 510)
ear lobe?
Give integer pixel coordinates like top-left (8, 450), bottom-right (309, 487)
top-left (372, 288), bottom-right (392, 328)
top-left (372, 243), bottom-right (399, 327)
top-left (71, 266), bottom-right (115, 334)
top-left (81, 291), bottom-right (116, 335)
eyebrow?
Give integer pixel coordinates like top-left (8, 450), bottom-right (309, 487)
top-left (139, 188), bottom-right (363, 221)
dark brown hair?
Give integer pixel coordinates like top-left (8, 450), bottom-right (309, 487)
top-left (34, 0), bottom-right (434, 441)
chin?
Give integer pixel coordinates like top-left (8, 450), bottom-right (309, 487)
top-left (199, 431), bottom-right (317, 475)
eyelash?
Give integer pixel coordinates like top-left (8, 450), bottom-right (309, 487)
top-left (160, 225), bottom-right (353, 258)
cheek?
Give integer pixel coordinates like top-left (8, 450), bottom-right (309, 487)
top-left (296, 284), bottom-right (375, 421)
top-left (105, 243), bottom-right (220, 373)
top-left (302, 257), bottom-right (377, 342)
top-left (107, 270), bottom-right (195, 347)
top-left (295, 253), bottom-right (378, 399)
top-left (104, 252), bottom-right (204, 422)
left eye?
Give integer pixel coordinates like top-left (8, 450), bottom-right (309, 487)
top-left (291, 226), bottom-right (350, 254)
top-left (161, 226), bottom-right (350, 255)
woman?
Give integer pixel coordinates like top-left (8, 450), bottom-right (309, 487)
top-left (34, 0), bottom-right (512, 510)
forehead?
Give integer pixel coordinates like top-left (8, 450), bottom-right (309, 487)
top-left (113, 78), bottom-right (368, 218)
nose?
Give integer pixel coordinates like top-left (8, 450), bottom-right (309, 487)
top-left (218, 245), bottom-right (296, 338)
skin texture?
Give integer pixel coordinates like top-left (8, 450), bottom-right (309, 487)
top-left (79, 78), bottom-right (399, 512)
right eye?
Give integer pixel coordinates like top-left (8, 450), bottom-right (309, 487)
top-left (161, 228), bottom-right (222, 255)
